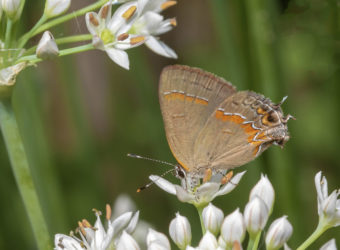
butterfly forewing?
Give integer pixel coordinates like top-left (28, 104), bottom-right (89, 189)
top-left (159, 65), bottom-right (236, 171)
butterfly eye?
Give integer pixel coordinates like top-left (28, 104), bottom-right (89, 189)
top-left (262, 111), bottom-right (279, 126)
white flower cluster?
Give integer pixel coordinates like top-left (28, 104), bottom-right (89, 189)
top-left (85, 0), bottom-right (177, 69)
top-left (55, 172), bottom-right (340, 250)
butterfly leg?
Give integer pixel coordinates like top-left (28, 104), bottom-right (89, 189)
top-left (202, 168), bottom-right (213, 183)
top-left (221, 171), bottom-right (234, 185)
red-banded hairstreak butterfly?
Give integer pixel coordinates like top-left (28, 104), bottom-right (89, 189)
top-left (159, 65), bottom-right (293, 178)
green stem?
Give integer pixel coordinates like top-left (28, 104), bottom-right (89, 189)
top-left (196, 205), bottom-right (206, 235)
top-left (24, 34), bottom-right (92, 55)
top-left (0, 99), bottom-right (51, 250)
top-left (247, 232), bottom-right (261, 250)
top-left (15, 43), bottom-right (95, 64)
top-left (296, 220), bottom-right (330, 250)
top-left (32, 0), bottom-right (108, 37)
top-left (18, 15), bottom-right (48, 49)
top-left (5, 19), bottom-right (13, 49)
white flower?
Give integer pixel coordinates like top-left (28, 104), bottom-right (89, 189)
top-left (315, 171), bottom-right (340, 227)
top-left (129, 0), bottom-right (177, 58)
top-left (147, 228), bottom-right (170, 250)
top-left (54, 205), bottom-right (139, 250)
top-left (320, 239), bottom-right (337, 250)
top-left (44, 0), bottom-right (71, 18)
top-left (1, 0), bottom-right (23, 20)
top-left (265, 216), bottom-right (293, 250)
top-left (249, 174), bottom-right (275, 213)
top-left (36, 31), bottom-right (59, 60)
top-left (244, 195), bottom-right (269, 236)
top-left (150, 171), bottom-right (246, 207)
top-left (85, 2), bottom-right (145, 69)
top-left (220, 208), bottom-right (246, 246)
top-left (169, 212), bottom-right (192, 249)
top-left (202, 203), bottom-right (224, 235)
top-left (117, 231), bottom-right (140, 250)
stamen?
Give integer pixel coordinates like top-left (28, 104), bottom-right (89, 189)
top-left (92, 208), bottom-right (102, 216)
top-left (221, 171), bottom-right (234, 185)
top-left (117, 33), bottom-right (129, 41)
top-left (161, 1), bottom-right (177, 10)
top-left (89, 13), bottom-right (99, 26)
top-left (130, 36), bottom-right (145, 45)
top-left (100, 4), bottom-right (110, 19)
top-left (122, 6), bottom-right (137, 20)
top-left (203, 168), bottom-right (212, 183)
top-left (106, 204), bottom-right (112, 221)
top-left (82, 219), bottom-right (92, 228)
top-left (78, 221), bottom-right (86, 236)
top-left (170, 18), bottom-right (177, 27)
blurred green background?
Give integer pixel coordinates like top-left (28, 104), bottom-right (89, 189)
top-left (1, 0), bottom-right (339, 248)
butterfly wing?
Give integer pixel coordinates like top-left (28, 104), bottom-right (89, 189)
top-left (159, 65), bottom-right (237, 171)
top-left (193, 91), bottom-right (277, 173)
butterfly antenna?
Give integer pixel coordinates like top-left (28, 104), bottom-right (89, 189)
top-left (127, 153), bottom-right (176, 167)
top-left (136, 168), bottom-right (175, 193)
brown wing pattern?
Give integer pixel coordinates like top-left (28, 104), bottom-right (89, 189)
top-left (193, 91), bottom-right (273, 172)
top-left (159, 65), bottom-right (236, 171)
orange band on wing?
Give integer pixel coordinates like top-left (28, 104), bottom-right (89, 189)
top-left (164, 92), bottom-right (208, 105)
top-left (215, 110), bottom-right (270, 156)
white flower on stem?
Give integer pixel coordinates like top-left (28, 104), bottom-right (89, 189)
top-left (147, 228), bottom-right (170, 250)
top-left (244, 195), bottom-right (269, 236)
top-left (202, 203), bottom-right (224, 235)
top-left (129, 0), bottom-right (178, 59)
top-left (44, 0), bottom-right (71, 18)
top-left (54, 204), bottom-right (139, 250)
top-left (249, 174), bottom-right (275, 213)
top-left (150, 171), bottom-right (246, 207)
top-left (265, 216), bottom-right (293, 250)
top-left (1, 0), bottom-right (23, 21)
top-left (315, 171), bottom-right (340, 227)
top-left (220, 208), bottom-right (246, 246)
top-left (197, 231), bottom-right (218, 250)
top-left (36, 31), bottom-right (59, 60)
top-left (169, 212), bottom-right (192, 249)
top-left (320, 239), bottom-right (337, 250)
top-left (117, 231), bottom-right (140, 250)
top-left (85, 2), bottom-right (145, 70)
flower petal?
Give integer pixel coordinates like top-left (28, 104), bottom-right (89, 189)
top-left (147, 228), bottom-right (171, 250)
top-left (112, 211), bottom-right (133, 237)
top-left (149, 175), bottom-right (177, 195)
top-left (145, 36), bottom-right (177, 58)
top-left (106, 48), bottom-right (130, 70)
top-left (54, 234), bottom-right (83, 250)
top-left (117, 231), bottom-right (140, 250)
top-left (198, 231), bottom-right (218, 250)
top-left (174, 185), bottom-right (195, 203)
top-left (213, 171), bottom-right (246, 198)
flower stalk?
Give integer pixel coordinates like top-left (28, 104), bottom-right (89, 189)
top-left (32, 0), bottom-right (109, 37)
top-left (16, 43), bottom-right (95, 64)
top-left (296, 219), bottom-right (331, 250)
top-left (196, 205), bottom-right (206, 235)
top-left (247, 231), bottom-right (261, 250)
top-left (0, 98), bottom-right (51, 250)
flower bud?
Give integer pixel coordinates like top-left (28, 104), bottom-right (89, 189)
top-left (169, 213), bottom-right (191, 249)
top-left (265, 216), bottom-right (293, 250)
top-left (2, 0), bottom-right (23, 21)
top-left (320, 239), bottom-right (337, 250)
top-left (116, 231), bottom-right (140, 250)
top-left (44, 0), bottom-right (71, 18)
top-left (250, 174), bottom-right (275, 213)
top-left (147, 228), bottom-right (170, 250)
top-left (198, 231), bottom-right (218, 250)
top-left (36, 31), bottom-right (59, 60)
top-left (221, 208), bottom-right (246, 246)
top-left (244, 196), bottom-right (269, 236)
top-left (202, 203), bottom-right (224, 235)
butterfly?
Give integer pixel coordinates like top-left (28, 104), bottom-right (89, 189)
top-left (159, 65), bottom-right (293, 178)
